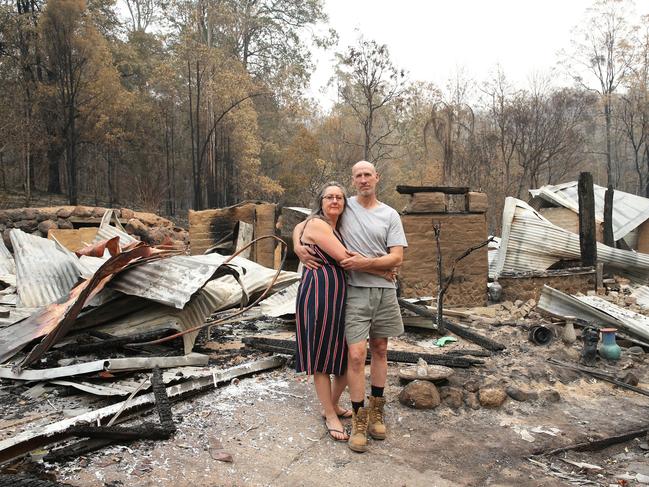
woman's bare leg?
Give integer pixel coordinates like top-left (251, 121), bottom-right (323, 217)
top-left (331, 374), bottom-right (348, 415)
top-left (314, 372), bottom-right (348, 440)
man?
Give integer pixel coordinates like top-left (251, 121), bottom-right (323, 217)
top-left (294, 160), bottom-right (407, 453)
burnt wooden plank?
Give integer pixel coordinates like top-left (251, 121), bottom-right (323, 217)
top-left (578, 172), bottom-right (598, 267)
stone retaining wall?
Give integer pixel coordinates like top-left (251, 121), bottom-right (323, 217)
top-left (0, 206), bottom-right (188, 251)
top-left (498, 268), bottom-right (596, 303)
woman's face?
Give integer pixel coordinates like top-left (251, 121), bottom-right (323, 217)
top-left (321, 186), bottom-right (345, 219)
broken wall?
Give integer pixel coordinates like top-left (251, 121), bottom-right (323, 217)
top-left (498, 268), bottom-right (596, 303)
top-left (0, 206), bottom-right (188, 251)
top-left (189, 202), bottom-right (278, 268)
top-left (400, 194), bottom-right (488, 306)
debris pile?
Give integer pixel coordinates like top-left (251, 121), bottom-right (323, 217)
top-left (0, 209), bottom-right (299, 472)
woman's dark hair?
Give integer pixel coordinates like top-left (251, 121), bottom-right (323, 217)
top-left (308, 181), bottom-right (348, 229)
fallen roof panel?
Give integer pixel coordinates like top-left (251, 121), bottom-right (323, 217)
top-left (10, 230), bottom-right (81, 308)
top-left (94, 209), bottom-right (137, 246)
top-left (494, 197), bottom-right (649, 277)
top-left (50, 365), bottom-right (229, 396)
top-left (260, 281), bottom-right (299, 317)
top-left (529, 181), bottom-right (649, 241)
top-left (537, 285), bottom-right (649, 344)
top-left (0, 352), bottom-right (208, 380)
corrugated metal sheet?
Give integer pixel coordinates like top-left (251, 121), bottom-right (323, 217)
top-left (260, 281), bottom-right (299, 317)
top-left (529, 181), bottom-right (649, 240)
top-left (537, 285), bottom-right (649, 344)
top-left (631, 285), bottom-right (649, 308)
top-left (94, 209), bottom-right (137, 246)
top-left (10, 230), bottom-right (81, 308)
top-left (109, 255), bottom-right (224, 309)
top-left (494, 198), bottom-right (649, 277)
top-left (0, 238), bottom-right (14, 275)
top-left (93, 277), bottom-right (244, 353)
top-left (0, 352), bottom-right (208, 380)
top-left (50, 365), bottom-right (221, 396)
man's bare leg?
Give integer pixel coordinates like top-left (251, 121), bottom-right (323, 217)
top-left (347, 341), bottom-right (368, 403)
top-left (369, 337), bottom-right (388, 389)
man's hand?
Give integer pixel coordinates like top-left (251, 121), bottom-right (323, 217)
top-left (340, 252), bottom-right (371, 271)
top-left (294, 241), bottom-right (323, 270)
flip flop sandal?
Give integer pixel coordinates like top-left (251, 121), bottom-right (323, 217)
top-left (321, 409), bottom-right (353, 419)
top-left (324, 420), bottom-right (349, 442)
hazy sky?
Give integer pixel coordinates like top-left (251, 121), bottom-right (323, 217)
top-left (308, 0), bottom-right (646, 108)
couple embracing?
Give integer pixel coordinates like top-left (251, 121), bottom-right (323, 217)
top-left (293, 160), bottom-right (407, 453)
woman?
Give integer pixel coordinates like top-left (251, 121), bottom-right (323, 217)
top-left (295, 181), bottom-right (393, 442)
top-left (295, 182), bottom-right (353, 441)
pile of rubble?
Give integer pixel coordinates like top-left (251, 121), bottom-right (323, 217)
top-left (0, 209), bottom-right (301, 473)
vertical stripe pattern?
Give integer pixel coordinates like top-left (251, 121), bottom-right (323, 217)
top-left (295, 242), bottom-right (347, 376)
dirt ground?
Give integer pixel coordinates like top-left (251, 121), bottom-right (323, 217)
top-left (3, 320), bottom-right (649, 487)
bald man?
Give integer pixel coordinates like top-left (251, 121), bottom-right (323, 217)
top-left (294, 161), bottom-right (407, 453)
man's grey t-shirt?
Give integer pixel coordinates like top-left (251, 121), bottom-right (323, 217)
top-left (339, 196), bottom-right (408, 289)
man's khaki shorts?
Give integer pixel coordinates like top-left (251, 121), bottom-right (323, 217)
top-left (344, 286), bottom-right (404, 345)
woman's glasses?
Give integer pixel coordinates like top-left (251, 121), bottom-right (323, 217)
top-left (322, 195), bottom-right (344, 201)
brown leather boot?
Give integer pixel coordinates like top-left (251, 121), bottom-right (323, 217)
top-left (348, 407), bottom-right (369, 452)
top-left (367, 396), bottom-right (386, 440)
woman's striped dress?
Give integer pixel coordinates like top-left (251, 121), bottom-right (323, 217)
top-left (295, 237), bottom-right (347, 376)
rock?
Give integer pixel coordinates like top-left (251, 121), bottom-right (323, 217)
top-left (464, 392), bottom-right (480, 410)
top-left (57, 219), bottom-right (74, 230)
top-left (619, 371), bottom-right (639, 387)
top-left (13, 219), bottom-right (37, 232)
top-left (439, 386), bottom-right (464, 409)
top-left (478, 387), bottom-right (507, 408)
top-left (514, 299), bottom-right (524, 308)
top-left (539, 389), bottom-right (561, 404)
top-left (92, 207), bottom-right (108, 217)
top-left (120, 208), bottom-right (135, 220)
top-left (37, 219), bottom-right (58, 235)
top-left (72, 206), bottom-right (93, 217)
top-left (505, 386), bottom-right (529, 402)
top-left (502, 301), bottom-right (514, 311)
top-left (125, 218), bottom-right (147, 237)
top-left (57, 207), bottom-right (74, 218)
top-left (398, 380), bottom-right (441, 409)
top-left (464, 380), bottom-right (479, 393)
top-left (2, 229), bottom-right (11, 250)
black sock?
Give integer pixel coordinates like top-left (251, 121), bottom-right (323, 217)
top-left (351, 400), bottom-right (364, 413)
top-left (371, 385), bottom-right (384, 398)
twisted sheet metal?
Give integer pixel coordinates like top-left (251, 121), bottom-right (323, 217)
top-left (494, 198), bottom-right (649, 278)
top-left (530, 181), bottom-right (649, 240)
top-left (0, 238), bottom-right (14, 275)
top-left (110, 255), bottom-right (225, 309)
top-left (94, 209), bottom-right (137, 246)
top-left (10, 230), bottom-right (81, 308)
top-left (260, 281), bottom-right (299, 317)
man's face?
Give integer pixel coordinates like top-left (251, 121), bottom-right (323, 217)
top-left (352, 164), bottom-right (379, 197)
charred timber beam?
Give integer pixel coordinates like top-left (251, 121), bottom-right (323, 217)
top-left (603, 185), bottom-right (615, 247)
top-left (578, 172), bottom-right (597, 267)
top-left (533, 426), bottom-right (649, 456)
top-left (241, 337), bottom-right (483, 367)
top-left (396, 186), bottom-right (469, 195)
top-left (398, 298), bottom-right (506, 352)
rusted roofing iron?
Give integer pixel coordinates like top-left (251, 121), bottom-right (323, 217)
top-left (0, 239), bottom-right (176, 368)
top-left (11, 229), bottom-right (81, 308)
top-left (0, 238), bottom-right (14, 275)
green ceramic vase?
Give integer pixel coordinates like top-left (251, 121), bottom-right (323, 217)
top-left (598, 328), bottom-right (621, 361)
